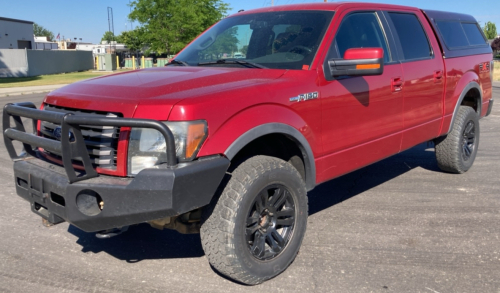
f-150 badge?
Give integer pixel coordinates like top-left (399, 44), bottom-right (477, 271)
top-left (290, 92), bottom-right (319, 102)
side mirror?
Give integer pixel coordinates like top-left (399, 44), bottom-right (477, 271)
top-left (328, 48), bottom-right (384, 77)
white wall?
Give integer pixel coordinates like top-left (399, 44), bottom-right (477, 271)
top-left (26, 50), bottom-right (93, 76)
top-left (0, 18), bottom-right (35, 49)
top-left (0, 49), bottom-right (28, 77)
top-left (0, 49), bottom-right (93, 77)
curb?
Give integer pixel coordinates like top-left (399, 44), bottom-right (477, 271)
top-left (0, 89), bottom-right (55, 97)
top-left (0, 84), bottom-right (69, 98)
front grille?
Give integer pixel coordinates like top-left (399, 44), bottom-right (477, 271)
top-left (40, 104), bottom-right (121, 170)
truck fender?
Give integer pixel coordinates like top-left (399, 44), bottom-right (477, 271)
top-left (447, 79), bottom-right (482, 134)
top-left (225, 123), bottom-right (316, 191)
top-left (198, 105), bottom-right (317, 191)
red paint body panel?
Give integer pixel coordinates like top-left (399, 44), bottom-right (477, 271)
top-left (438, 54), bottom-right (493, 135)
top-left (191, 70), bottom-right (323, 158)
top-left (318, 63), bottom-right (404, 169)
top-left (398, 10), bottom-right (445, 151)
top-left (316, 132), bottom-right (402, 184)
top-left (314, 4), bottom-right (405, 183)
top-left (38, 3), bottom-right (493, 187)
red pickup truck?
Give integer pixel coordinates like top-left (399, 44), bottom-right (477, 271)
top-left (3, 2), bottom-right (494, 285)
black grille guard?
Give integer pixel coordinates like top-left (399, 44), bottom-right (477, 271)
top-left (3, 102), bottom-right (177, 183)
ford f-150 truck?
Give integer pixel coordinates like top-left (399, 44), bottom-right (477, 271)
top-left (3, 2), bottom-right (494, 285)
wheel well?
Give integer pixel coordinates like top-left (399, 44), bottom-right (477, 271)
top-left (230, 133), bottom-right (306, 182)
top-left (461, 87), bottom-right (481, 113)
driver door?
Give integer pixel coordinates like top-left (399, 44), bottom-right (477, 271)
top-left (317, 10), bottom-right (404, 182)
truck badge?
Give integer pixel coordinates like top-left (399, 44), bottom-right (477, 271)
top-left (53, 127), bottom-right (75, 141)
top-left (290, 92), bottom-right (319, 102)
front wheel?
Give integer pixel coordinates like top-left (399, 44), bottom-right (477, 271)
top-left (200, 156), bottom-right (308, 285)
top-left (435, 106), bottom-right (480, 173)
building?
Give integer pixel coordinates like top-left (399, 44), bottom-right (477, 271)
top-left (57, 39), bottom-right (92, 50)
top-left (0, 16), bottom-right (35, 49)
top-left (34, 36), bottom-right (58, 50)
top-left (93, 41), bottom-right (128, 54)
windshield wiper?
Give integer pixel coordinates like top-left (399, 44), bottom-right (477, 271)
top-left (166, 59), bottom-right (189, 66)
top-left (198, 59), bottom-right (266, 69)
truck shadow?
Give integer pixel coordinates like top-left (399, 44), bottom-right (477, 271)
top-left (309, 142), bottom-right (439, 215)
top-left (68, 224), bottom-right (205, 262)
top-left (68, 143), bottom-right (439, 262)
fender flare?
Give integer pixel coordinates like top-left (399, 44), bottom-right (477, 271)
top-left (225, 123), bottom-right (316, 191)
top-left (447, 81), bottom-right (482, 133)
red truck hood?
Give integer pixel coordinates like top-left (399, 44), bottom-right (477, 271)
top-left (45, 67), bottom-right (286, 119)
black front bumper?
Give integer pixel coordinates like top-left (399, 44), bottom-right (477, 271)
top-left (14, 156), bottom-right (229, 232)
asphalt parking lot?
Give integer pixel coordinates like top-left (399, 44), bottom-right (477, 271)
top-left (0, 85), bottom-right (499, 293)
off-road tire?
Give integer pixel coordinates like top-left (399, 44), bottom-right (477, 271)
top-left (200, 156), bottom-right (308, 285)
top-left (435, 106), bottom-right (480, 173)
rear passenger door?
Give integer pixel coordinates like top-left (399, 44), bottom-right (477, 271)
top-left (383, 11), bottom-right (445, 150)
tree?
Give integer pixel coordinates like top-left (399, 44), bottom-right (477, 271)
top-left (118, 29), bottom-right (146, 52)
top-left (101, 31), bottom-right (116, 43)
top-left (240, 45), bottom-right (248, 55)
top-left (33, 23), bottom-right (54, 41)
top-left (491, 38), bottom-right (500, 53)
top-left (128, 0), bottom-right (230, 55)
top-left (201, 26), bottom-right (238, 58)
top-left (483, 21), bottom-right (498, 39)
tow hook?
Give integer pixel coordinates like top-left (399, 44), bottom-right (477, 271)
top-left (95, 226), bottom-right (129, 239)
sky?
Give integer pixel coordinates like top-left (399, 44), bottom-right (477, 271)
top-left (1, 0), bottom-right (499, 44)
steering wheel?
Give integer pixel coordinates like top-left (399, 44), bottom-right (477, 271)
top-left (288, 45), bottom-right (312, 55)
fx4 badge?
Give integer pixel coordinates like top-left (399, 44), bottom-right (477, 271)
top-left (290, 92), bottom-right (319, 102)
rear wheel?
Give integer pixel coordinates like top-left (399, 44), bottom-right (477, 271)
top-left (435, 106), bottom-right (480, 173)
top-left (200, 156), bottom-right (308, 285)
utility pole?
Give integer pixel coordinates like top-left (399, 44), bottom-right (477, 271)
top-left (271, 0), bottom-right (273, 6)
top-left (107, 7), bottom-right (115, 53)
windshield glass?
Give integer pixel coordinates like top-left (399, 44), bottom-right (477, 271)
top-left (175, 11), bottom-right (334, 70)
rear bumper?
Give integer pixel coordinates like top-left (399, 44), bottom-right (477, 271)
top-left (13, 156), bottom-right (229, 232)
top-left (485, 99), bottom-right (494, 117)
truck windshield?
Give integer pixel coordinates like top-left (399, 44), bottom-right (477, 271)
top-left (174, 11), bottom-right (334, 70)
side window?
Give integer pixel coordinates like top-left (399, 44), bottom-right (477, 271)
top-left (334, 12), bottom-right (390, 63)
top-left (461, 23), bottom-right (487, 46)
top-left (388, 13), bottom-right (432, 61)
top-left (435, 21), bottom-right (469, 48)
top-left (436, 21), bottom-right (487, 48)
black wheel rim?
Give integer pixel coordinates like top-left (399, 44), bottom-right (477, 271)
top-left (246, 184), bottom-right (296, 261)
top-left (462, 120), bottom-right (476, 161)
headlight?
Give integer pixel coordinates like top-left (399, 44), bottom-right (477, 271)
top-left (128, 120), bottom-right (207, 175)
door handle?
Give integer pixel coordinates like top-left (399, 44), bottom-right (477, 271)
top-left (391, 77), bottom-right (403, 92)
top-left (434, 70), bottom-right (443, 82)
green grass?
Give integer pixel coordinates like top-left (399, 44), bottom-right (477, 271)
top-left (0, 69), bottom-right (132, 88)
top-left (494, 61), bottom-right (500, 82)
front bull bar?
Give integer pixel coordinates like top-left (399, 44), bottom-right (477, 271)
top-left (3, 102), bottom-right (177, 183)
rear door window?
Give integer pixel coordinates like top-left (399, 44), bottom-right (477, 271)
top-left (388, 12), bottom-right (432, 61)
